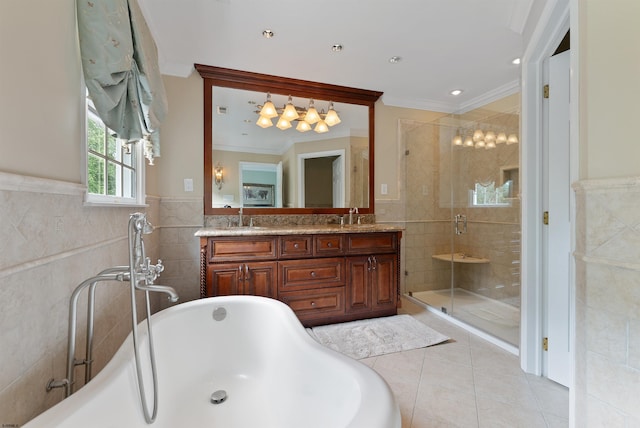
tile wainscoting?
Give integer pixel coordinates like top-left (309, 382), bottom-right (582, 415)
top-left (574, 177), bottom-right (640, 426)
top-left (0, 172), bottom-right (160, 425)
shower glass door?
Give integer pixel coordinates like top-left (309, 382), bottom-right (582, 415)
top-left (402, 93), bottom-right (521, 347)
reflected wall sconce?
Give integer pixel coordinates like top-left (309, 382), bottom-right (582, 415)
top-left (214, 163), bottom-right (224, 189)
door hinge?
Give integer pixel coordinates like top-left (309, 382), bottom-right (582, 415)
top-left (543, 211), bottom-right (549, 225)
top-left (543, 84), bottom-right (550, 99)
top-left (543, 337), bottom-right (549, 351)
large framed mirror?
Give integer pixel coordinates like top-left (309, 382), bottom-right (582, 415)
top-left (195, 65), bottom-right (382, 216)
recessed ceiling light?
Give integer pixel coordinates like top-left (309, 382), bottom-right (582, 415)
top-left (332, 44), bottom-right (343, 52)
top-left (262, 29), bottom-right (275, 39)
top-left (388, 56), bottom-right (402, 64)
top-left (512, 57), bottom-right (521, 65)
top-left (450, 89), bottom-right (463, 96)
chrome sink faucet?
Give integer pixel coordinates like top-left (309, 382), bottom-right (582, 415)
top-left (238, 207), bottom-right (243, 227)
top-left (349, 207), bottom-right (359, 225)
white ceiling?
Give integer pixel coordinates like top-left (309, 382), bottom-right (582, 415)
top-left (138, 0), bottom-right (535, 113)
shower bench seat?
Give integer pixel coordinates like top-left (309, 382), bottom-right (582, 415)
top-left (196, 225), bottom-right (403, 327)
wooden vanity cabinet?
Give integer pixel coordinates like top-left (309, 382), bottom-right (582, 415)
top-left (200, 230), bottom-right (401, 326)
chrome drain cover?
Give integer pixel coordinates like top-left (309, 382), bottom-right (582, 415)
top-left (211, 390), bottom-right (228, 404)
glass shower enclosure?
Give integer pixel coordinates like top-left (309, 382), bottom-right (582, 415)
top-left (402, 93), bottom-right (521, 347)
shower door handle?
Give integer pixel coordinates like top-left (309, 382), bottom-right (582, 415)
top-left (455, 214), bottom-right (467, 235)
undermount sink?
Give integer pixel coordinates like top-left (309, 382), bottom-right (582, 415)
top-left (432, 253), bottom-right (490, 264)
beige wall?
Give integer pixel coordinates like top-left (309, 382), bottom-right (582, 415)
top-left (581, 0), bottom-right (640, 179)
top-left (0, 0), bottom-right (83, 182)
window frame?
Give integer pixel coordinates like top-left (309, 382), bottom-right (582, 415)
top-left (81, 89), bottom-right (146, 207)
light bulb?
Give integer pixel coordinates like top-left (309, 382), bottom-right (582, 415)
top-left (473, 129), bottom-right (484, 142)
top-left (507, 134), bottom-right (519, 144)
top-left (256, 115), bottom-right (273, 128)
top-left (304, 100), bottom-right (320, 124)
top-left (259, 93), bottom-right (278, 118)
top-left (452, 134), bottom-right (463, 146)
top-left (296, 121), bottom-right (311, 132)
top-left (484, 131), bottom-right (496, 143)
top-left (475, 140), bottom-right (486, 149)
top-left (496, 132), bottom-right (507, 144)
top-left (276, 116), bottom-right (292, 130)
top-left (486, 140), bottom-right (496, 149)
top-left (314, 120), bottom-right (329, 133)
top-left (282, 96), bottom-right (299, 121)
top-left (463, 136), bottom-right (474, 147)
top-left (324, 102), bottom-right (341, 126)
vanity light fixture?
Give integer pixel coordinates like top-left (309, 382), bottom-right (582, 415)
top-left (512, 57), bottom-right (521, 65)
top-left (214, 163), bottom-right (224, 189)
top-left (450, 89), bottom-right (464, 96)
top-left (453, 129), bottom-right (518, 149)
top-left (255, 95), bottom-right (341, 133)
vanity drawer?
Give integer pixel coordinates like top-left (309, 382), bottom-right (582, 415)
top-left (346, 233), bottom-right (397, 255)
top-left (208, 237), bottom-right (277, 262)
top-left (279, 235), bottom-right (313, 258)
top-left (278, 257), bottom-right (345, 291)
top-left (279, 287), bottom-right (345, 320)
top-left (314, 234), bottom-right (344, 256)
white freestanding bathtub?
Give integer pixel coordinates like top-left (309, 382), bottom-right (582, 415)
top-left (25, 296), bottom-right (400, 428)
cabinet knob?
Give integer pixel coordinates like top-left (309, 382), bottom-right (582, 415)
top-left (327, 242), bottom-right (333, 248)
top-left (310, 301), bottom-right (316, 307)
top-left (294, 243), bottom-right (299, 249)
top-left (310, 271), bottom-right (316, 277)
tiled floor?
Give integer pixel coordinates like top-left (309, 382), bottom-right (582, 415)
top-left (360, 299), bottom-right (569, 428)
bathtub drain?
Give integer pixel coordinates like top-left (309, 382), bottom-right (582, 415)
top-left (211, 390), bottom-right (228, 404)
top-left (212, 307), bottom-right (227, 321)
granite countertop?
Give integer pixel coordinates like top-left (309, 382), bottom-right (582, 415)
top-left (195, 223), bottom-right (404, 237)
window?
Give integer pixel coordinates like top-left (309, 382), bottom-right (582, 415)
top-left (84, 93), bottom-right (145, 205)
top-left (470, 181), bottom-right (512, 207)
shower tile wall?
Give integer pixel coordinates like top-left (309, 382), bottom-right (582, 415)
top-left (574, 177), bottom-right (640, 426)
top-left (0, 172), bottom-right (160, 425)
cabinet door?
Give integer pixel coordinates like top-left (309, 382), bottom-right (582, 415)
top-left (371, 254), bottom-right (398, 310)
top-left (244, 261), bottom-right (277, 298)
top-left (346, 256), bottom-right (371, 314)
top-left (206, 262), bottom-right (277, 298)
top-left (207, 263), bottom-right (243, 296)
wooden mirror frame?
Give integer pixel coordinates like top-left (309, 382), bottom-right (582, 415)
top-left (195, 64), bottom-right (382, 216)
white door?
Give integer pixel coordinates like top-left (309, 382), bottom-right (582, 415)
top-left (276, 161), bottom-right (283, 208)
top-left (543, 49), bottom-right (571, 387)
top-left (332, 156), bottom-right (344, 208)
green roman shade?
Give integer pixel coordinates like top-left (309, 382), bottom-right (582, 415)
top-left (77, 0), bottom-right (167, 162)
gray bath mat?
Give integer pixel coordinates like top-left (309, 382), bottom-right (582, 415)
top-left (308, 314), bottom-right (449, 359)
